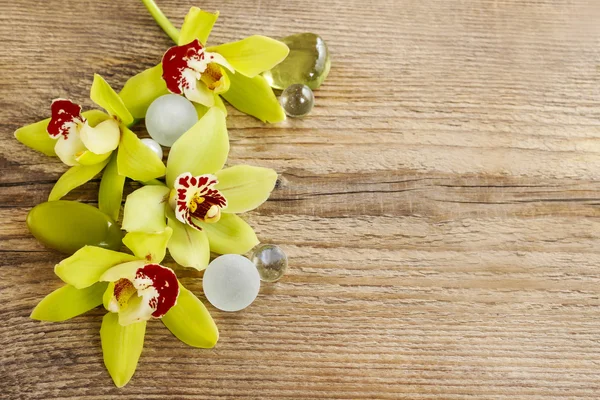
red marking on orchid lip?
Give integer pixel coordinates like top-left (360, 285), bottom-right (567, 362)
top-left (161, 39), bottom-right (205, 94)
top-left (47, 99), bottom-right (84, 139)
top-left (190, 176), bottom-right (197, 186)
top-left (178, 175), bottom-right (190, 188)
top-left (135, 264), bottom-right (179, 318)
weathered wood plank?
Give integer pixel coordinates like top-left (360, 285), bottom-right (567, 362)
top-left (1, 0), bottom-right (599, 398)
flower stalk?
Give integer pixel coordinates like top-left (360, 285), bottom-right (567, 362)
top-left (141, 0), bottom-right (180, 43)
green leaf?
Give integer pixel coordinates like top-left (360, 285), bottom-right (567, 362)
top-left (100, 312), bottom-right (146, 388)
top-left (122, 227), bottom-right (173, 263)
top-left (48, 158), bottom-right (110, 201)
top-left (209, 36), bottom-right (289, 78)
top-left (167, 217), bottom-right (210, 270)
top-left (55, 246), bottom-right (137, 289)
top-left (119, 64), bottom-right (169, 120)
top-left (99, 260), bottom-right (146, 282)
top-left (162, 285), bottom-right (218, 348)
top-left (90, 74), bottom-right (134, 126)
top-left (166, 107), bottom-right (229, 187)
top-left (117, 126), bottom-right (166, 181)
top-left (216, 165), bottom-right (277, 214)
top-left (179, 7), bottom-right (218, 46)
top-left (200, 213), bottom-right (259, 254)
top-left (99, 152), bottom-right (125, 221)
top-left (14, 118), bottom-right (56, 156)
top-left (221, 72), bottom-right (285, 123)
top-left (122, 185), bottom-right (170, 233)
top-left (31, 282), bottom-right (107, 322)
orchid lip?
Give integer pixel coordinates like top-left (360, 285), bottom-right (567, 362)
top-left (47, 99), bottom-right (85, 140)
top-left (172, 172), bottom-right (227, 231)
top-left (161, 39), bottom-right (234, 104)
top-left (109, 263), bottom-right (179, 325)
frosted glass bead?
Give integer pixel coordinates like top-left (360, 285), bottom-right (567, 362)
top-left (280, 84), bottom-right (314, 118)
top-left (145, 94), bottom-right (198, 147)
top-left (203, 254), bottom-right (261, 312)
top-left (140, 138), bottom-right (163, 160)
top-left (251, 244), bottom-right (287, 282)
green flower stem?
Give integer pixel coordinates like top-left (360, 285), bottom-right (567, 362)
top-left (141, 0), bottom-right (179, 43)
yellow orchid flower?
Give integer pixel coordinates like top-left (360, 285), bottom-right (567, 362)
top-left (121, 107), bottom-right (277, 270)
top-left (120, 4), bottom-right (289, 123)
top-left (31, 231), bottom-right (218, 388)
top-left (14, 74), bottom-right (166, 220)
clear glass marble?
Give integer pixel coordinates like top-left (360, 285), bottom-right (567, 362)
top-left (251, 244), bottom-right (288, 282)
top-left (280, 84), bottom-right (314, 118)
top-left (145, 94), bottom-right (198, 147)
top-left (263, 33), bottom-right (331, 90)
top-left (203, 254), bottom-right (261, 312)
top-left (140, 138), bottom-right (163, 160)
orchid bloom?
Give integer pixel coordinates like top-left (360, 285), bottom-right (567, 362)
top-left (14, 74), bottom-right (166, 220)
top-left (121, 107), bottom-right (277, 270)
top-left (31, 231), bottom-right (218, 388)
top-left (120, 6), bottom-right (289, 124)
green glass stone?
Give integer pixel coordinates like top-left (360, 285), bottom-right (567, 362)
top-left (263, 33), bottom-right (331, 90)
top-left (27, 200), bottom-right (122, 254)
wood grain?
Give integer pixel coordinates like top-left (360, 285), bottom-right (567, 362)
top-left (1, 0), bottom-right (600, 398)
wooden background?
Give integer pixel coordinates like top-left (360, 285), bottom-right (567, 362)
top-left (1, 0), bottom-right (600, 398)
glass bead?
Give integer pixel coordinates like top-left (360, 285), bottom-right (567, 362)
top-left (280, 84), bottom-right (314, 117)
top-left (27, 200), bottom-right (122, 254)
top-left (263, 33), bottom-right (331, 90)
top-left (251, 244), bottom-right (288, 282)
top-left (145, 94), bottom-right (198, 147)
top-left (140, 138), bottom-right (163, 160)
top-left (203, 254), bottom-right (261, 312)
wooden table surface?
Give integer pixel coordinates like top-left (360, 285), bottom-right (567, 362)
top-left (2, 0), bottom-right (600, 398)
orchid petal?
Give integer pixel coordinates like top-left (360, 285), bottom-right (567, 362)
top-left (221, 72), bottom-right (285, 123)
top-left (204, 52), bottom-right (234, 73)
top-left (166, 217), bottom-right (210, 270)
top-left (14, 118), bottom-right (56, 156)
top-left (31, 282), bottom-right (107, 322)
top-left (193, 101), bottom-right (210, 120)
top-left (83, 110), bottom-right (111, 126)
top-left (178, 7), bottom-right (219, 46)
top-left (99, 260), bottom-right (147, 283)
top-left (75, 150), bottom-right (112, 166)
top-left (48, 157), bottom-right (110, 201)
top-left (55, 246), bottom-right (137, 289)
top-left (214, 94), bottom-right (228, 116)
top-left (122, 227), bottom-right (173, 263)
top-left (79, 118), bottom-right (120, 155)
top-left (91, 74), bottom-right (134, 126)
top-left (100, 312), bottom-right (146, 388)
top-left (117, 127), bottom-right (166, 181)
top-left (162, 285), bottom-right (218, 348)
top-left (103, 282), bottom-right (115, 310)
top-left (209, 36), bottom-right (289, 78)
top-left (99, 152), bottom-right (125, 221)
top-left (122, 185), bottom-right (170, 233)
top-left (119, 64), bottom-right (169, 120)
top-left (201, 63), bottom-right (231, 95)
top-left (183, 78), bottom-right (215, 107)
top-left (166, 107), bottom-right (228, 187)
top-left (200, 212), bottom-right (259, 254)
top-left (54, 131), bottom-right (87, 166)
top-left (216, 165), bottom-right (277, 214)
